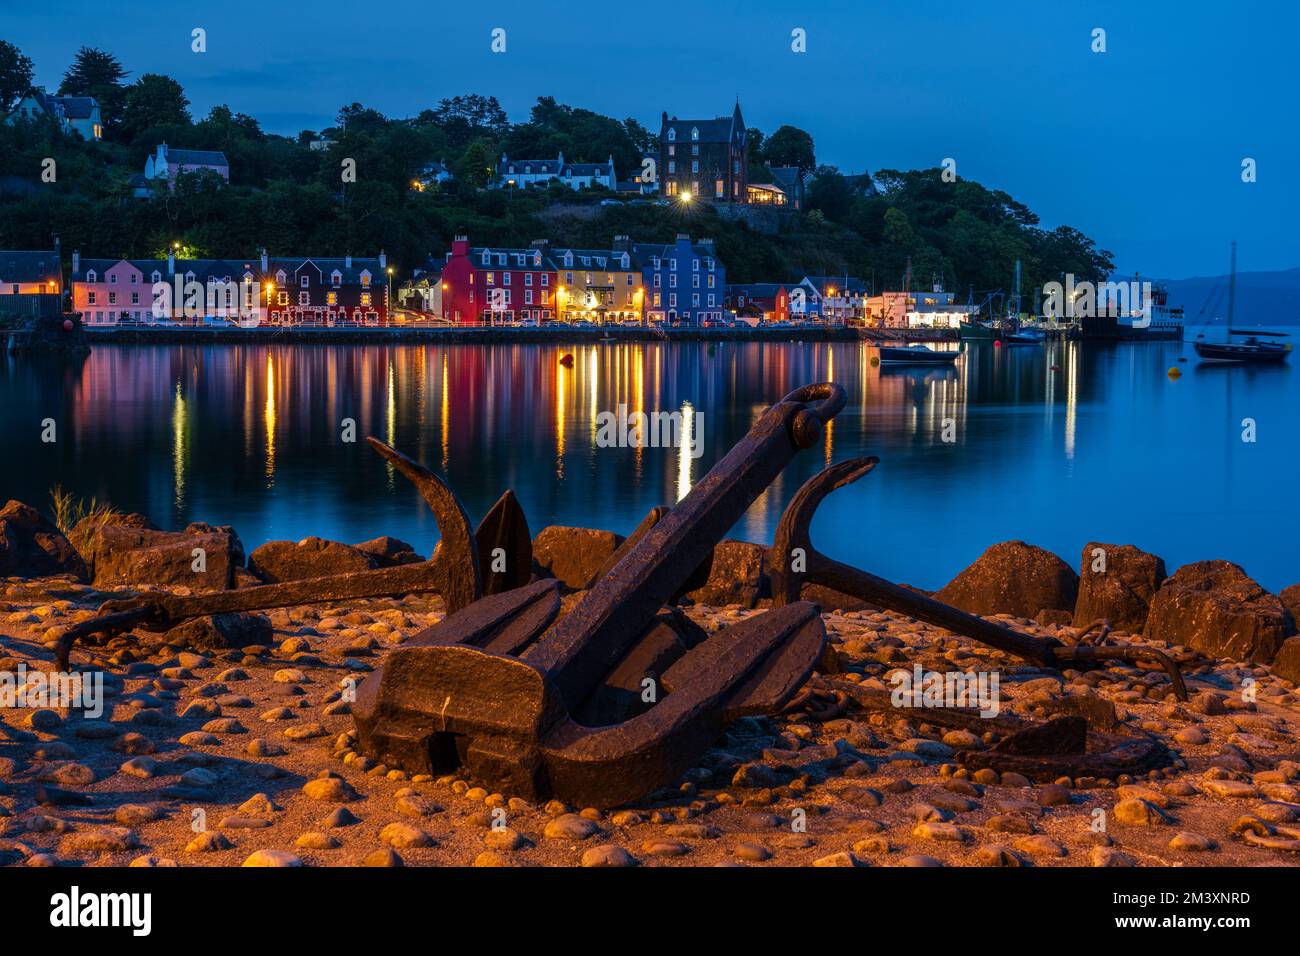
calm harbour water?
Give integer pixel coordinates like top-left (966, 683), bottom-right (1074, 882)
top-left (2, 340), bottom-right (1296, 592)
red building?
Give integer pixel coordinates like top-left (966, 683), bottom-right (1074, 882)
top-left (439, 237), bottom-right (556, 325)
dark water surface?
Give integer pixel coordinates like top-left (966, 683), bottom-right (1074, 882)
top-left (2, 340), bottom-right (1296, 592)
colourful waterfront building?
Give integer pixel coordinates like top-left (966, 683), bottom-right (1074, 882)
top-left (439, 237), bottom-right (556, 325)
top-left (544, 237), bottom-right (644, 323)
top-left (636, 234), bottom-right (726, 325)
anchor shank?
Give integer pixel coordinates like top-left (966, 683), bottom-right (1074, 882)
top-left (531, 383), bottom-right (845, 707)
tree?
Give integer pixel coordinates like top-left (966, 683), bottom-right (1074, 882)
top-left (121, 74), bottom-right (191, 140)
top-left (456, 140), bottom-right (495, 190)
top-left (58, 47), bottom-right (127, 132)
top-left (745, 127), bottom-right (766, 165)
top-left (807, 166), bottom-right (854, 221)
top-left (0, 40), bottom-right (35, 115)
top-left (764, 125), bottom-right (815, 173)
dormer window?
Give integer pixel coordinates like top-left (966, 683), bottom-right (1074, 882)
top-left (152, 271), bottom-right (161, 283)
top-left (482, 251), bottom-right (491, 265)
top-left (691, 127), bottom-right (699, 141)
top-left (564, 253), bottom-right (573, 267)
top-left (86, 270), bottom-right (97, 282)
top-left (331, 271), bottom-right (342, 287)
top-left (620, 255), bottom-right (629, 269)
top-left (361, 272), bottom-right (371, 288)
top-left (276, 270), bottom-right (287, 285)
top-left (186, 271), bottom-right (196, 281)
top-left (667, 128), bottom-right (676, 142)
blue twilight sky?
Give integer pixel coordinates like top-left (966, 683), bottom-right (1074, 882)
top-left (4, 0), bottom-right (1296, 278)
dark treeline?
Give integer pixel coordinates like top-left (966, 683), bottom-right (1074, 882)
top-left (0, 42), bottom-right (1114, 295)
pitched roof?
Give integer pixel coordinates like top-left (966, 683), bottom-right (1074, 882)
top-left (727, 283), bottom-right (787, 299)
top-left (769, 167), bottom-right (805, 192)
top-left (59, 97), bottom-right (98, 119)
top-left (802, 275), bottom-right (869, 295)
top-left (167, 148), bottom-right (229, 167)
top-left (0, 250), bottom-right (61, 284)
top-left (660, 103), bottom-right (745, 145)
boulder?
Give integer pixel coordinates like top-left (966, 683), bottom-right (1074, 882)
top-left (185, 523), bottom-right (245, 566)
top-left (1073, 542), bottom-right (1166, 633)
top-left (935, 541), bottom-right (1079, 619)
top-left (1272, 638), bottom-right (1300, 684)
top-left (83, 525), bottom-right (238, 590)
top-left (1280, 584), bottom-right (1300, 631)
top-left (0, 500), bottom-right (88, 581)
top-left (532, 526), bottom-right (623, 591)
top-left (354, 536), bottom-right (424, 567)
top-left (683, 540), bottom-right (768, 608)
top-left (1144, 561), bottom-right (1292, 663)
top-left (247, 537), bottom-right (377, 583)
top-left (162, 612), bottom-right (272, 651)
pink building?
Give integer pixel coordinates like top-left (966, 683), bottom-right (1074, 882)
top-left (71, 251), bottom-right (257, 325)
top-left (143, 143), bottom-right (230, 190)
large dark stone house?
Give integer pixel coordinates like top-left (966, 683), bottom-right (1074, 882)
top-left (657, 102), bottom-right (747, 203)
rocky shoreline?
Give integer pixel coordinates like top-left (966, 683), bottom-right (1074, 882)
top-left (2, 498), bottom-right (1300, 868)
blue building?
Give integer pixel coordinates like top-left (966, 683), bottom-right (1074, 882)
top-left (633, 234), bottom-right (726, 325)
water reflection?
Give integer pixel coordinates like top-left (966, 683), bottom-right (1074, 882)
top-left (1, 339), bottom-right (1296, 592)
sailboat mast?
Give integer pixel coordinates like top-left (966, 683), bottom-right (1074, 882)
top-left (1227, 241), bottom-right (1237, 326)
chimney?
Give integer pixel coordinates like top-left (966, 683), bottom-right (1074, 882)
top-left (661, 111), bottom-right (668, 126)
top-left (168, 250), bottom-right (175, 275)
top-left (452, 235), bottom-right (470, 257)
top-left (697, 238), bottom-right (715, 253)
top-left (72, 249), bottom-right (80, 274)
top-left (260, 247), bottom-right (268, 272)
top-left (378, 250), bottom-right (386, 270)
top-left (612, 235), bottom-right (630, 253)
top-left (345, 253), bottom-right (352, 269)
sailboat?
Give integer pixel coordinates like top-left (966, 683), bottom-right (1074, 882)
top-left (1193, 243), bottom-right (1292, 364)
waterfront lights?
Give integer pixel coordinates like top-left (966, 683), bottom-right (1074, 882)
top-left (681, 191), bottom-right (692, 203)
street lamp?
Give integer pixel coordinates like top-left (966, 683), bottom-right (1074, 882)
top-left (386, 266), bottom-right (393, 326)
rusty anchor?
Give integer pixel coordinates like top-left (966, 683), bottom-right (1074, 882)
top-left (765, 457), bottom-right (1183, 781)
top-left (352, 383), bottom-right (847, 808)
top-left (54, 438), bottom-right (533, 672)
top-left (767, 457), bottom-right (1189, 701)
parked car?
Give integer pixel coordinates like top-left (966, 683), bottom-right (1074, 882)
top-left (599, 199), bottom-right (623, 207)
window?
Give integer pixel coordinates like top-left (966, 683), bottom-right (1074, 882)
top-left (361, 273), bottom-right (371, 287)
top-left (690, 127), bottom-right (699, 141)
top-left (110, 273), bottom-right (118, 284)
top-left (715, 179), bottom-right (724, 198)
top-left (108, 292), bottom-right (116, 304)
top-left (278, 292), bottom-right (288, 305)
top-left (693, 258), bottom-right (699, 271)
top-left (668, 161), bottom-right (675, 174)
top-left (692, 275), bottom-right (699, 288)
top-left (132, 292), bottom-right (139, 304)
top-left (653, 274), bottom-right (661, 288)
top-left (708, 275), bottom-right (715, 288)
top-left (299, 291), bottom-right (310, 305)
top-left (525, 290), bottom-right (534, 304)
top-left (88, 291), bottom-right (96, 304)
top-left (130, 273), bottom-right (138, 285)
top-left (667, 128), bottom-right (676, 142)
top-left (708, 294), bottom-right (715, 306)
top-left (691, 160), bottom-right (699, 174)
top-left (670, 259), bottom-right (677, 271)
top-left (525, 273), bottom-right (533, 286)
top-left (653, 293), bottom-right (661, 307)
top-left (327, 292), bottom-right (338, 305)
top-left (152, 271), bottom-right (161, 283)
top-left (693, 294), bottom-right (700, 307)
top-left (301, 275), bottom-right (309, 288)
top-left (361, 293), bottom-right (371, 306)
top-left (276, 271), bottom-right (286, 285)
top-left (331, 271), bottom-right (342, 287)
top-left (541, 273), bottom-right (549, 286)
top-left (669, 274), bottom-right (677, 288)
top-left (86, 271), bottom-right (97, 282)
top-left (486, 272), bottom-right (495, 285)
top-left (669, 293), bottom-right (676, 307)
top-left (503, 273), bottom-right (511, 285)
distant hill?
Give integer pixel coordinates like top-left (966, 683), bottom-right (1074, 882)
top-left (1155, 266), bottom-right (1300, 326)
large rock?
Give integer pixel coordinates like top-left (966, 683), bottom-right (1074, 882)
top-left (354, 536), bottom-right (424, 568)
top-left (1280, 584), bottom-right (1300, 631)
top-left (532, 526), bottom-right (623, 591)
top-left (185, 522), bottom-right (245, 566)
top-left (1144, 561), bottom-right (1292, 663)
top-left (0, 500), bottom-right (88, 580)
top-left (935, 541), bottom-right (1079, 619)
top-left (683, 540), bottom-right (768, 608)
top-left (162, 612), bottom-right (272, 651)
top-left (1272, 637), bottom-right (1300, 684)
top-left (83, 525), bottom-right (238, 590)
top-left (247, 537), bottom-right (377, 583)
top-left (1073, 542), bottom-right (1166, 633)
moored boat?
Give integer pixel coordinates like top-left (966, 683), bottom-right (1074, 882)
top-left (878, 344), bottom-right (959, 365)
top-left (1193, 330), bottom-right (1291, 364)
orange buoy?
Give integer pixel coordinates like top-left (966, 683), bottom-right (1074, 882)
top-left (870, 356), bottom-right (879, 367)
top-left (1167, 366), bottom-right (1181, 379)
top-left (559, 353), bottom-right (574, 368)
top-left (62, 319), bottom-right (74, 332)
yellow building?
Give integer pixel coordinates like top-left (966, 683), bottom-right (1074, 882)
top-left (547, 239), bottom-right (644, 323)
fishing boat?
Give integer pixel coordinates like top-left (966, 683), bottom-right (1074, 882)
top-left (1002, 327), bottom-right (1045, 345)
top-left (1194, 330), bottom-right (1291, 364)
top-left (958, 320), bottom-right (997, 341)
top-left (1191, 242), bottom-right (1292, 365)
top-left (878, 344), bottom-right (959, 365)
